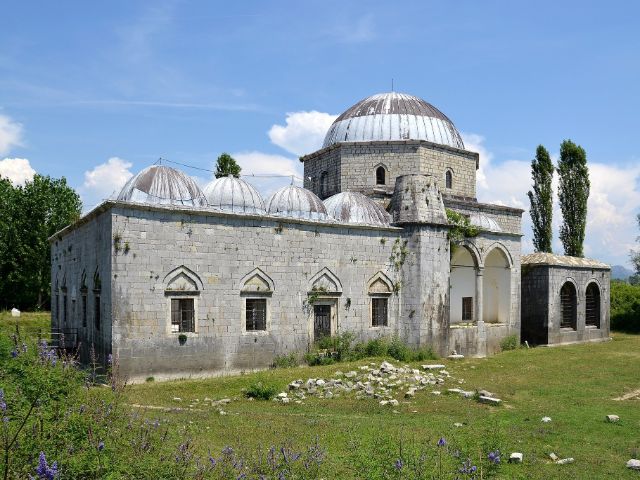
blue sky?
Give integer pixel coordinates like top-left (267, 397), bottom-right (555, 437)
top-left (1, 1), bottom-right (639, 267)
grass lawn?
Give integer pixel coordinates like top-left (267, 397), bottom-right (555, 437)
top-left (2, 312), bottom-right (638, 478)
top-left (0, 310), bottom-right (50, 340)
top-left (123, 334), bottom-right (640, 479)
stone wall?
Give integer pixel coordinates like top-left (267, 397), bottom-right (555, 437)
top-left (50, 208), bottom-right (113, 363)
top-left (108, 204), bottom-right (407, 380)
top-left (521, 264), bottom-right (610, 345)
top-left (302, 141), bottom-right (478, 200)
top-left (444, 197), bottom-right (523, 236)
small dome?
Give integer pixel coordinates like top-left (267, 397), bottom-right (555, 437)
top-left (118, 165), bottom-right (206, 206)
top-left (324, 192), bottom-right (391, 226)
top-left (469, 212), bottom-right (502, 232)
top-left (202, 175), bottom-right (266, 214)
top-left (323, 92), bottom-right (464, 150)
top-left (266, 185), bottom-right (328, 221)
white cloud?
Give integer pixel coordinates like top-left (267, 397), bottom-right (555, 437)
top-left (0, 114), bottom-right (23, 155)
top-left (232, 151), bottom-right (303, 199)
top-left (82, 157), bottom-right (134, 201)
top-left (268, 111), bottom-right (337, 156)
top-left (470, 133), bottom-right (640, 267)
top-left (0, 158), bottom-right (35, 185)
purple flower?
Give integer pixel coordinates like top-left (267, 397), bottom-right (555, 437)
top-left (394, 458), bottom-right (404, 470)
top-left (459, 458), bottom-right (477, 475)
top-left (97, 441), bottom-right (105, 451)
top-left (488, 450), bottom-right (501, 464)
top-left (437, 437), bottom-right (447, 447)
top-left (208, 452), bottom-right (217, 467)
top-left (35, 452), bottom-right (58, 479)
top-left (107, 354), bottom-right (113, 366)
top-left (0, 389), bottom-right (6, 412)
top-left (222, 446), bottom-right (234, 455)
top-left (11, 350), bottom-right (18, 358)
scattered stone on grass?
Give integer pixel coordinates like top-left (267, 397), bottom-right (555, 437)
top-left (555, 458), bottom-right (574, 465)
top-left (509, 453), bottom-right (523, 464)
top-left (627, 459), bottom-right (640, 470)
top-left (422, 364), bottom-right (446, 370)
top-left (478, 395), bottom-right (502, 406)
top-left (172, 397), bottom-right (182, 402)
top-left (549, 452), bottom-right (559, 461)
top-left (606, 414), bottom-right (620, 423)
top-left (454, 422), bottom-right (464, 428)
top-left (448, 354), bottom-right (465, 360)
top-left (541, 416), bottom-right (552, 423)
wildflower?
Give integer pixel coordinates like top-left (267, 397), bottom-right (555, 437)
top-left (0, 389), bottom-right (6, 412)
top-left (222, 446), bottom-right (234, 455)
top-left (107, 354), bottom-right (113, 366)
top-left (437, 437), bottom-right (447, 447)
top-left (208, 451), bottom-right (217, 467)
top-left (11, 350), bottom-right (18, 358)
top-left (487, 450), bottom-right (501, 464)
top-left (458, 458), bottom-right (477, 475)
top-left (97, 441), bottom-right (105, 451)
top-left (394, 458), bottom-right (404, 470)
top-left (35, 452), bottom-right (58, 480)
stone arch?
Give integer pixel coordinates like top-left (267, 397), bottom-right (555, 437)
top-left (585, 281), bottom-right (601, 328)
top-left (374, 163), bottom-right (388, 186)
top-left (163, 265), bottom-right (203, 292)
top-left (309, 267), bottom-right (342, 295)
top-left (482, 242), bottom-right (513, 268)
top-left (560, 280), bottom-right (578, 330)
top-left (367, 271), bottom-right (393, 294)
top-left (93, 266), bottom-right (102, 292)
top-left (483, 244), bottom-right (512, 324)
top-left (450, 245), bottom-right (480, 323)
top-left (80, 269), bottom-right (88, 292)
top-left (240, 267), bottom-right (275, 293)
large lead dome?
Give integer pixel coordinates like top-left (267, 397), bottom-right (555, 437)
top-left (323, 92), bottom-right (464, 150)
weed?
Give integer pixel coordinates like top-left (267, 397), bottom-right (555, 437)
top-left (244, 381), bottom-right (278, 400)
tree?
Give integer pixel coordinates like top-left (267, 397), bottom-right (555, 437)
top-left (214, 153), bottom-right (241, 178)
top-left (0, 175), bottom-right (81, 310)
top-left (527, 145), bottom-right (554, 253)
top-left (632, 213), bottom-right (640, 278)
top-left (557, 140), bottom-right (590, 257)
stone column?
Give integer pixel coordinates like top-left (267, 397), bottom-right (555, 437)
top-left (475, 267), bottom-right (484, 325)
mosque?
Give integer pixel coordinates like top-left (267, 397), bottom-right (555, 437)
top-left (50, 92), bottom-right (610, 380)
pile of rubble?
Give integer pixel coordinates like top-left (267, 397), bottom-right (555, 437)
top-left (275, 361), bottom-right (457, 406)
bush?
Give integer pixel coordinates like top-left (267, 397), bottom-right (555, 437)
top-left (412, 346), bottom-right (438, 361)
top-left (304, 352), bottom-right (335, 366)
top-left (500, 335), bottom-right (519, 351)
top-left (364, 337), bottom-right (389, 357)
top-left (611, 280), bottom-right (640, 332)
top-left (272, 352), bottom-right (299, 368)
top-left (244, 381), bottom-right (279, 400)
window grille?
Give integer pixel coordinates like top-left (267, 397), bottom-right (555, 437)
top-left (171, 298), bottom-right (195, 333)
top-left (246, 298), bottom-right (267, 331)
top-left (585, 283), bottom-right (600, 327)
top-left (560, 282), bottom-right (577, 329)
top-left (372, 297), bottom-right (388, 327)
top-left (462, 297), bottom-right (473, 322)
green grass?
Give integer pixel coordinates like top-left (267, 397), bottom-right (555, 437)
top-left (5, 312), bottom-right (639, 478)
top-left (0, 310), bottom-right (50, 340)
top-left (124, 334), bottom-right (640, 479)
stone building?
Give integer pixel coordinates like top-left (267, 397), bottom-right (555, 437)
top-left (521, 253), bottom-right (610, 346)
top-left (48, 91), bottom-right (604, 381)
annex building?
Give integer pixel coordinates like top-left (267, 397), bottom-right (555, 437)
top-left (50, 92), bottom-right (610, 381)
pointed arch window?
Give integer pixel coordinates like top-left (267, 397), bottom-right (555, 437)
top-left (376, 166), bottom-right (386, 185)
top-left (445, 170), bottom-right (453, 189)
top-left (164, 266), bottom-right (202, 334)
top-left (240, 268), bottom-right (274, 333)
top-left (368, 273), bottom-right (392, 327)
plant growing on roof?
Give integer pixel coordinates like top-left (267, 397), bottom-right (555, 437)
top-left (446, 209), bottom-right (479, 254)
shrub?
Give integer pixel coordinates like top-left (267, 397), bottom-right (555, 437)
top-left (500, 335), bottom-right (519, 351)
top-left (412, 346), bottom-right (438, 361)
top-left (611, 280), bottom-right (640, 332)
top-left (304, 352), bottom-right (335, 366)
top-left (387, 336), bottom-right (411, 361)
top-left (272, 352), bottom-right (299, 368)
top-left (365, 337), bottom-right (389, 357)
top-left (244, 381), bottom-right (279, 400)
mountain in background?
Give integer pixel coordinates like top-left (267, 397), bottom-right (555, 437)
top-left (611, 265), bottom-right (634, 280)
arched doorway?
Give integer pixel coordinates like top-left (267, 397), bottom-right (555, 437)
top-left (483, 247), bottom-right (511, 323)
top-left (450, 246), bottom-right (478, 324)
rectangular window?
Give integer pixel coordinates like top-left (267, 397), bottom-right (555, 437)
top-left (245, 298), bottom-right (267, 331)
top-left (372, 297), bottom-right (388, 327)
top-left (462, 297), bottom-right (473, 322)
top-left (82, 295), bottom-right (87, 328)
top-left (63, 295), bottom-right (68, 324)
top-left (94, 295), bottom-right (101, 331)
top-left (171, 298), bottom-right (195, 333)
top-left (55, 295), bottom-right (59, 322)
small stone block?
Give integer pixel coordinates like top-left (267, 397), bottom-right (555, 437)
top-left (541, 416), bottom-right (552, 423)
top-left (555, 458), bottom-right (574, 465)
top-left (478, 395), bottom-right (502, 405)
top-left (627, 459), bottom-right (640, 470)
top-left (448, 354), bottom-right (465, 360)
top-left (549, 452), bottom-right (559, 461)
top-left (606, 414), bottom-right (620, 423)
top-left (509, 453), bottom-right (523, 464)
top-left (422, 364), bottom-right (446, 370)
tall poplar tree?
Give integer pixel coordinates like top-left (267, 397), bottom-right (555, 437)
top-left (214, 153), bottom-right (242, 178)
top-left (557, 140), bottom-right (590, 257)
top-left (527, 145), bottom-right (554, 253)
